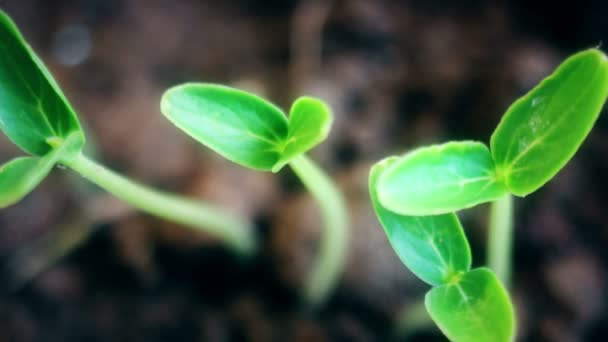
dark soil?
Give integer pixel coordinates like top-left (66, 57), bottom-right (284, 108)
top-left (1, 0), bottom-right (608, 341)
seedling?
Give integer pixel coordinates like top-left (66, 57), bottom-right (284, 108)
top-left (161, 84), bottom-right (348, 307)
top-left (0, 11), bottom-right (255, 254)
top-left (370, 48), bottom-right (608, 341)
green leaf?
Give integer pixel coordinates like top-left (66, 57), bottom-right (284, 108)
top-left (161, 84), bottom-right (287, 171)
top-left (425, 268), bottom-right (515, 342)
top-left (370, 157), bottom-right (471, 286)
top-left (491, 48), bottom-right (608, 196)
top-left (0, 132), bottom-right (83, 208)
top-left (0, 10), bottom-right (84, 156)
top-left (377, 141), bottom-right (509, 216)
top-left (0, 157), bottom-right (51, 208)
top-left (161, 83), bottom-right (332, 172)
top-left (272, 97), bottom-right (332, 172)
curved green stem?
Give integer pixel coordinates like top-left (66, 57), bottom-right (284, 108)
top-left (62, 152), bottom-right (256, 255)
top-left (487, 194), bottom-right (513, 287)
top-left (289, 155), bottom-right (349, 307)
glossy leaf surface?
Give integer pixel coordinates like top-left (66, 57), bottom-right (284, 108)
top-left (0, 132), bottom-right (83, 208)
top-left (425, 268), bottom-right (515, 342)
top-left (0, 157), bottom-right (51, 208)
top-left (377, 141), bottom-right (509, 216)
top-left (491, 48), bottom-right (608, 196)
top-left (0, 10), bottom-right (83, 156)
top-left (272, 97), bottom-right (331, 172)
top-left (161, 84), bottom-right (332, 172)
top-left (370, 157), bottom-right (471, 286)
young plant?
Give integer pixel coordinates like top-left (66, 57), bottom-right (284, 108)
top-left (0, 10), bottom-right (255, 254)
top-left (160, 84), bottom-right (348, 307)
top-left (370, 48), bottom-right (608, 341)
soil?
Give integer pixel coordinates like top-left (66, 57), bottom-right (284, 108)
top-left (1, 0), bottom-right (608, 341)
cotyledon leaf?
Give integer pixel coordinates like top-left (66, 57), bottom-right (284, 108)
top-left (491, 48), bottom-right (608, 196)
top-left (370, 156), bottom-right (471, 286)
top-left (0, 157), bottom-right (52, 208)
top-left (0, 10), bottom-right (84, 156)
top-left (377, 141), bottom-right (509, 216)
top-left (161, 83), bottom-right (332, 172)
top-left (161, 83), bottom-right (288, 171)
top-left (272, 97), bottom-right (332, 172)
top-left (425, 267), bottom-right (515, 342)
top-left (0, 132), bottom-right (82, 208)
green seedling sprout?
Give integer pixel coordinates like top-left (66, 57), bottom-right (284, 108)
top-left (0, 11), bottom-right (255, 254)
top-left (370, 48), bottom-right (608, 341)
top-left (370, 159), bottom-right (515, 341)
top-left (160, 84), bottom-right (348, 307)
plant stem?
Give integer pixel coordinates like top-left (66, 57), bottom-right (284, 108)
top-left (394, 299), bottom-right (434, 338)
top-left (289, 155), bottom-right (348, 307)
top-left (487, 194), bottom-right (513, 287)
top-left (62, 153), bottom-right (256, 255)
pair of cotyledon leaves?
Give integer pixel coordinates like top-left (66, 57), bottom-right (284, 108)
top-left (371, 49), bottom-right (608, 342)
top-left (370, 157), bottom-right (514, 342)
top-left (0, 10), bottom-right (85, 208)
top-left (160, 84), bottom-right (331, 173)
top-left (378, 49), bottom-right (608, 216)
top-left (0, 9), bottom-right (331, 208)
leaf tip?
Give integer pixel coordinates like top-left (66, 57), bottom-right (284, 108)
top-left (159, 83), bottom-right (186, 118)
top-left (0, 8), bottom-right (14, 26)
top-left (271, 162), bottom-right (286, 173)
top-left (291, 96), bottom-right (333, 131)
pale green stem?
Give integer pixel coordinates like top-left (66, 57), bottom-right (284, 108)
top-left (394, 299), bottom-right (434, 338)
top-left (289, 155), bottom-right (348, 307)
top-left (62, 152), bottom-right (256, 255)
top-left (487, 194), bottom-right (513, 287)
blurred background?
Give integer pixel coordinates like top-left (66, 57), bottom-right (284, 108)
top-left (1, 0), bottom-right (608, 341)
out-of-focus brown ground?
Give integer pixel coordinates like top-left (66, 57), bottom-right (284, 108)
top-left (1, 0), bottom-right (608, 341)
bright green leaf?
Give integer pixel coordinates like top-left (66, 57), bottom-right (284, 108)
top-left (272, 97), bottom-right (332, 172)
top-left (491, 48), bottom-right (608, 196)
top-left (377, 141), bottom-right (509, 216)
top-left (425, 268), bottom-right (515, 342)
top-left (370, 157), bottom-right (471, 286)
top-left (161, 83), bottom-right (287, 170)
top-left (0, 132), bottom-right (83, 208)
top-left (0, 157), bottom-right (51, 208)
top-left (161, 83), bottom-right (332, 172)
top-left (0, 10), bottom-right (84, 156)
